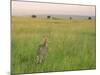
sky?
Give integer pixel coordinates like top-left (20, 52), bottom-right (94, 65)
top-left (12, 1), bottom-right (95, 16)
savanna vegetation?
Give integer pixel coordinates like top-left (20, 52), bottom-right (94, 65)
top-left (11, 16), bottom-right (96, 74)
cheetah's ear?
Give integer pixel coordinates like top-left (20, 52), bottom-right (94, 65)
top-left (45, 35), bottom-right (48, 41)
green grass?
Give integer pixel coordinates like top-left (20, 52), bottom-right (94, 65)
top-left (11, 16), bottom-right (96, 74)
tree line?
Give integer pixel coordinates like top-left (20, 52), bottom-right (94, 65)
top-left (31, 15), bottom-right (92, 20)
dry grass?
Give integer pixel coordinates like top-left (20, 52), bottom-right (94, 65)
top-left (11, 16), bottom-right (96, 74)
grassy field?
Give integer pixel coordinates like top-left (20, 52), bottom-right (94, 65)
top-left (11, 16), bottom-right (96, 74)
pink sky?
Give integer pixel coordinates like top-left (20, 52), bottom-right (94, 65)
top-left (12, 1), bottom-right (95, 16)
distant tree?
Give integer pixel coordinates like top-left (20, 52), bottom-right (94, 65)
top-left (69, 17), bottom-right (72, 20)
top-left (32, 15), bottom-right (37, 18)
top-left (47, 16), bottom-right (51, 19)
top-left (88, 16), bottom-right (92, 20)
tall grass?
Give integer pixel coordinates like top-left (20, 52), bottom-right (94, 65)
top-left (11, 16), bottom-right (96, 74)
